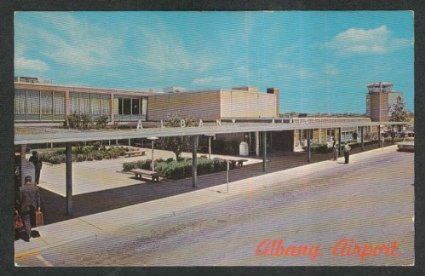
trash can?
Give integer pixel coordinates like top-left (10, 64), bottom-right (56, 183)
top-left (239, 141), bottom-right (249, 156)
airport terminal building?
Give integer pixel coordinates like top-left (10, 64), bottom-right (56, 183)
top-left (14, 77), bottom-right (383, 154)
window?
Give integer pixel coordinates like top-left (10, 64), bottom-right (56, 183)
top-left (15, 89), bottom-right (26, 115)
top-left (40, 91), bottom-right (53, 114)
top-left (132, 98), bottom-right (140, 115)
top-left (118, 98), bottom-right (123, 114)
top-left (90, 94), bottom-right (101, 116)
top-left (123, 98), bottom-right (131, 115)
top-left (70, 92), bottom-right (79, 114)
top-left (79, 93), bottom-right (90, 115)
top-left (101, 95), bottom-right (110, 116)
top-left (53, 92), bottom-right (65, 114)
top-left (26, 90), bottom-right (40, 115)
top-left (141, 98), bottom-right (147, 116)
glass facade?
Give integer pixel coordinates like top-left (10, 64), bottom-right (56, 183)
top-left (69, 92), bottom-right (111, 119)
top-left (14, 89), bottom-right (65, 121)
top-left (15, 88), bottom-right (146, 122)
top-left (115, 96), bottom-right (147, 121)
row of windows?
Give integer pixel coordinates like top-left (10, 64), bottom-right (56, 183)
top-left (116, 97), bottom-right (147, 116)
top-left (70, 92), bottom-right (110, 116)
top-left (15, 89), bottom-right (65, 116)
top-left (15, 90), bottom-right (148, 121)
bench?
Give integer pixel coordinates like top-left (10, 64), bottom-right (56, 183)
top-left (214, 158), bottom-right (248, 168)
top-left (131, 169), bottom-right (160, 182)
top-left (235, 159), bottom-right (249, 167)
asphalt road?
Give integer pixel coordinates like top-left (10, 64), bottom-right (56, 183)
top-left (18, 148), bottom-right (414, 266)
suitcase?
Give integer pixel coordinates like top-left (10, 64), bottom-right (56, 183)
top-left (35, 210), bottom-right (44, 227)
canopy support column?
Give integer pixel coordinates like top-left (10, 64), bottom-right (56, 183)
top-left (192, 135), bottom-right (199, 188)
top-left (378, 125), bottom-right (382, 148)
top-left (262, 131), bottom-right (267, 172)
top-left (208, 136), bottom-right (212, 159)
top-left (307, 129), bottom-right (311, 162)
top-left (66, 143), bottom-right (73, 216)
top-left (361, 126), bottom-right (364, 151)
top-left (338, 127), bottom-right (342, 156)
top-left (255, 131), bottom-right (260, 157)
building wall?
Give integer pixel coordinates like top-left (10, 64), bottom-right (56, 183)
top-left (14, 82), bottom-right (150, 123)
top-left (369, 92), bottom-right (389, 122)
top-left (220, 90), bottom-right (278, 119)
top-left (147, 91), bottom-right (221, 121)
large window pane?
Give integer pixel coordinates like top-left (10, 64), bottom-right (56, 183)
top-left (113, 98), bottom-right (119, 115)
top-left (141, 98), bottom-right (147, 116)
top-left (132, 98), bottom-right (140, 115)
top-left (53, 92), bottom-right (65, 114)
top-left (123, 98), bottom-right (131, 115)
top-left (79, 93), bottom-right (90, 115)
top-left (70, 92), bottom-right (79, 114)
top-left (91, 94), bottom-right (101, 115)
top-left (26, 90), bottom-right (40, 115)
top-left (15, 89), bottom-right (26, 115)
top-left (118, 98), bottom-right (123, 114)
top-left (40, 91), bottom-right (53, 114)
top-left (101, 94), bottom-right (110, 116)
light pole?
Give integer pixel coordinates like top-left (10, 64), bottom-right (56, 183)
top-left (147, 137), bottom-right (158, 171)
top-left (226, 159), bottom-right (230, 193)
top-left (205, 134), bottom-right (214, 159)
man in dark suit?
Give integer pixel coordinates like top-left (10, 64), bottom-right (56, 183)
top-left (29, 151), bottom-right (42, 184)
top-left (19, 176), bottom-right (41, 241)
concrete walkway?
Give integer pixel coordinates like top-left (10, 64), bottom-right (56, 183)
top-left (15, 145), bottom-right (402, 260)
top-left (38, 148), bottom-right (262, 196)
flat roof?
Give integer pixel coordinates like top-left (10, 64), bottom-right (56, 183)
top-left (14, 121), bottom-right (413, 145)
top-left (14, 81), bottom-right (156, 97)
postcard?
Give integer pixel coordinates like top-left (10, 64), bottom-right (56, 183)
top-left (13, 11), bottom-right (414, 266)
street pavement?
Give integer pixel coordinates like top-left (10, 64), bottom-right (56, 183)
top-left (15, 145), bottom-right (414, 266)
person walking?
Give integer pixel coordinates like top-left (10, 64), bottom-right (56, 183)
top-left (29, 151), bottom-right (42, 184)
top-left (19, 176), bottom-right (41, 241)
top-left (332, 138), bottom-right (338, 161)
top-left (343, 144), bottom-right (351, 164)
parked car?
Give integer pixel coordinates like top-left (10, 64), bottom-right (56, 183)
top-left (397, 137), bottom-right (414, 152)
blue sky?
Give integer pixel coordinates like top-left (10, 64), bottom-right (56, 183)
top-left (15, 11), bottom-right (414, 114)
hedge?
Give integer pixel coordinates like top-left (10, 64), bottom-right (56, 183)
top-left (40, 145), bottom-right (128, 164)
top-left (123, 157), bottom-right (235, 180)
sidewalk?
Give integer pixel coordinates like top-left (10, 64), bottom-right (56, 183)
top-left (15, 145), bottom-right (399, 258)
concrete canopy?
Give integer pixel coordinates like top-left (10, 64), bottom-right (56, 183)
top-left (15, 121), bottom-right (412, 145)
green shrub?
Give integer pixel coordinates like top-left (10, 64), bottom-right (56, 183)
top-left (142, 159), bottom-right (152, 169)
top-left (76, 154), bottom-right (85, 162)
top-left (123, 157), bottom-right (236, 180)
top-left (81, 114), bottom-right (92, 129)
top-left (123, 162), bottom-right (136, 172)
top-left (86, 154), bottom-right (94, 161)
top-left (303, 144), bottom-right (332, 154)
top-left (197, 158), bottom-right (214, 175)
top-left (93, 151), bottom-right (103, 160)
top-left (166, 157), bottom-right (174, 163)
top-left (66, 114), bottom-right (82, 129)
top-left (213, 158), bottom-right (226, 172)
top-left (95, 115), bottom-right (108, 129)
top-left (154, 158), bottom-right (164, 165)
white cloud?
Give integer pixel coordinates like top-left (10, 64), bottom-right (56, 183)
top-left (15, 44), bottom-right (49, 72)
top-left (324, 64), bottom-right (339, 76)
top-left (325, 25), bottom-right (411, 55)
top-left (275, 62), bottom-right (315, 79)
top-left (15, 56), bottom-right (49, 72)
top-left (135, 26), bottom-right (215, 74)
top-left (16, 13), bottom-right (123, 71)
top-left (192, 76), bottom-right (232, 85)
